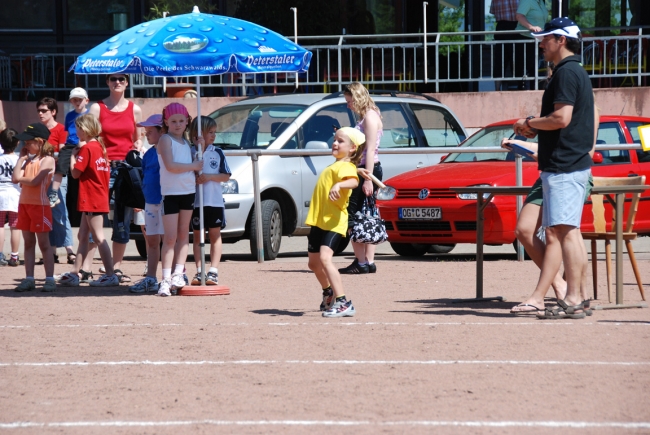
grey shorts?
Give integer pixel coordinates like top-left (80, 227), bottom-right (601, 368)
top-left (541, 169), bottom-right (591, 228)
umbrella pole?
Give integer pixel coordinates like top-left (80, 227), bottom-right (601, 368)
top-left (197, 78), bottom-right (206, 286)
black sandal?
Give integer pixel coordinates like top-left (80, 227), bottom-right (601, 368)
top-left (557, 299), bottom-right (593, 316)
top-left (114, 269), bottom-right (131, 283)
top-left (67, 253), bottom-right (77, 264)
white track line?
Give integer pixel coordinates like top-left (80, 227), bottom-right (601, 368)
top-left (0, 321), bottom-right (647, 329)
top-left (1, 359), bottom-right (649, 368)
top-left (1, 419), bottom-right (649, 429)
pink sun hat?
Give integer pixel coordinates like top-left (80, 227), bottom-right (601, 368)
top-left (163, 102), bottom-right (190, 119)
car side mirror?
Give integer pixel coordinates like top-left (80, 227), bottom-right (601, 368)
top-left (305, 141), bottom-right (329, 150)
top-left (592, 152), bottom-right (603, 164)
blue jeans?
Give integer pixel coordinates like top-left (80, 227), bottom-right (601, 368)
top-left (48, 175), bottom-right (73, 248)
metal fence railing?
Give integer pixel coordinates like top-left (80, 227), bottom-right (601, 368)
top-left (1, 28), bottom-right (648, 100)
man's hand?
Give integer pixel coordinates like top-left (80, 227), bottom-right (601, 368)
top-left (513, 119), bottom-right (538, 138)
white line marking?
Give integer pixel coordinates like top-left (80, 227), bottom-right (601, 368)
top-left (0, 321), bottom-right (647, 329)
top-left (1, 359), bottom-right (648, 368)
top-left (1, 419), bottom-right (649, 429)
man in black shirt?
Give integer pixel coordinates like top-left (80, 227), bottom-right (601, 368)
top-left (514, 17), bottom-right (594, 319)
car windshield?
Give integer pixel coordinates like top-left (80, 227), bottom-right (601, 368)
top-left (444, 124), bottom-right (537, 163)
top-left (209, 104), bottom-right (306, 149)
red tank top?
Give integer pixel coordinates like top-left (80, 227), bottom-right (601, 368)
top-left (98, 100), bottom-right (135, 161)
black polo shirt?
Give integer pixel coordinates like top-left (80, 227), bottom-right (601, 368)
top-left (538, 54), bottom-right (594, 173)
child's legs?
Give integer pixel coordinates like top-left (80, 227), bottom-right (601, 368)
top-left (10, 228), bottom-right (20, 254)
top-left (146, 234), bottom-right (161, 278)
top-left (307, 251), bottom-right (329, 289)
top-left (173, 209), bottom-right (193, 269)
top-left (161, 213), bottom-right (180, 271)
top-left (88, 213), bottom-right (114, 275)
top-left (22, 231), bottom-right (37, 277)
top-left (208, 227), bottom-right (222, 269)
top-left (72, 213), bottom-right (91, 274)
top-left (192, 229), bottom-right (201, 269)
top-left (35, 232), bottom-right (54, 277)
top-left (318, 246), bottom-right (344, 298)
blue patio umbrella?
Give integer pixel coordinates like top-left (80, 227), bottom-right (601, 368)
top-left (71, 7), bottom-right (312, 286)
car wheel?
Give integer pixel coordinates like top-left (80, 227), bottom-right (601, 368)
top-left (428, 244), bottom-right (456, 254)
top-left (390, 242), bottom-right (430, 257)
top-left (249, 199), bottom-right (283, 260)
top-left (334, 234), bottom-right (350, 255)
top-left (135, 239), bottom-right (147, 259)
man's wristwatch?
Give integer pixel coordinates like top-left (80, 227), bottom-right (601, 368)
top-left (525, 116), bottom-right (535, 129)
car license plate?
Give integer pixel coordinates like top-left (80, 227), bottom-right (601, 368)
top-left (399, 207), bottom-right (442, 220)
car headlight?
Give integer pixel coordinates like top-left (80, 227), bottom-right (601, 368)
top-left (457, 184), bottom-right (492, 200)
top-left (221, 179), bottom-right (239, 194)
top-left (376, 186), bottom-right (396, 200)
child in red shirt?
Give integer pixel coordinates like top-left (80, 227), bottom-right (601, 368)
top-left (12, 123), bottom-right (57, 292)
top-left (58, 114), bottom-right (118, 288)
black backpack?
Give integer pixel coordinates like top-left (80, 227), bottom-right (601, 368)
top-left (110, 161), bottom-right (145, 224)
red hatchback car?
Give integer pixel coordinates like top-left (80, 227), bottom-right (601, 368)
top-left (376, 116), bottom-right (650, 256)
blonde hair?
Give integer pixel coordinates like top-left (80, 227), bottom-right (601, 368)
top-left (189, 116), bottom-right (217, 142)
top-left (344, 82), bottom-right (379, 121)
top-left (30, 138), bottom-right (55, 158)
top-left (75, 114), bottom-right (107, 161)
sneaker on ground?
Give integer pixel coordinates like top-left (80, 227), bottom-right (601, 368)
top-left (48, 191), bottom-right (60, 208)
top-left (0, 253), bottom-right (7, 266)
top-left (89, 274), bottom-right (120, 287)
top-left (338, 259), bottom-right (369, 275)
top-left (15, 279), bottom-right (35, 292)
top-left (79, 269), bottom-right (94, 283)
top-left (322, 299), bottom-right (356, 317)
top-left (158, 278), bottom-right (172, 297)
top-left (42, 280), bottom-right (57, 292)
top-left (368, 262), bottom-right (377, 273)
top-left (8, 255), bottom-right (19, 267)
top-left (129, 277), bottom-right (159, 293)
top-left (320, 288), bottom-right (334, 311)
top-left (191, 272), bottom-right (203, 286)
top-left (58, 272), bottom-right (80, 287)
top-left (205, 271), bottom-right (218, 285)
top-left (170, 273), bottom-right (186, 290)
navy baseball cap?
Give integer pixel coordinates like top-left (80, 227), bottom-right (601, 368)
top-left (532, 17), bottom-right (581, 40)
top-left (15, 123), bottom-right (51, 141)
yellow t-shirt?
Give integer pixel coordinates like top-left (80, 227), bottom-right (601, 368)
top-left (305, 160), bottom-right (358, 235)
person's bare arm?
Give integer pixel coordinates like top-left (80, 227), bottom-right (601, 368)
top-left (516, 13), bottom-right (542, 33)
top-left (18, 156), bottom-right (55, 186)
top-left (88, 102), bottom-right (101, 119)
top-left (590, 103), bottom-right (600, 158)
top-left (157, 135), bottom-right (203, 173)
top-left (361, 110), bottom-right (380, 196)
top-left (329, 176), bottom-right (359, 201)
top-left (132, 104), bottom-right (143, 151)
top-left (514, 103), bottom-right (574, 136)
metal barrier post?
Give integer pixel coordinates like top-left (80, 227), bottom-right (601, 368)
top-left (515, 154), bottom-right (524, 261)
top-left (423, 2), bottom-right (428, 84)
top-left (249, 151), bottom-right (264, 263)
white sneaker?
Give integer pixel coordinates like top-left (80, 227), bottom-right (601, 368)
top-left (170, 273), bottom-right (186, 290)
top-left (158, 278), bottom-right (172, 297)
top-left (129, 277), bottom-right (159, 293)
top-left (89, 274), bottom-right (119, 287)
top-left (58, 272), bottom-right (80, 287)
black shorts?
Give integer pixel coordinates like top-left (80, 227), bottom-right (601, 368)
top-left (84, 211), bottom-right (108, 217)
top-left (56, 144), bottom-right (77, 175)
top-left (307, 226), bottom-right (342, 253)
top-left (191, 206), bottom-right (226, 230)
top-left (163, 193), bottom-right (195, 215)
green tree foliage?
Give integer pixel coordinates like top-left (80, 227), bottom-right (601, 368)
top-left (146, 0), bottom-right (219, 20)
top-left (439, 0), bottom-right (465, 54)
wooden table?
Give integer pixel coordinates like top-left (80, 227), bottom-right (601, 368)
top-left (449, 186), bottom-right (531, 303)
top-left (450, 185), bottom-right (649, 308)
top-left (590, 184), bottom-right (649, 310)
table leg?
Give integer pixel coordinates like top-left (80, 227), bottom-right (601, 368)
top-left (452, 194), bottom-right (504, 304)
top-left (594, 192), bottom-right (647, 310)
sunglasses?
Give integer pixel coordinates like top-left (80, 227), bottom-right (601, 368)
top-left (109, 76), bottom-right (127, 82)
top-left (37, 109), bottom-right (50, 113)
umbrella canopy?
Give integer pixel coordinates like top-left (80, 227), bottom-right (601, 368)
top-left (72, 7), bottom-right (311, 77)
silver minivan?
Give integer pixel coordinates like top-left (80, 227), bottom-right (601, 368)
top-left (132, 92), bottom-right (467, 260)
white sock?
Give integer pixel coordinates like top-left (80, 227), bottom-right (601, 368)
top-left (162, 268), bottom-right (171, 279)
top-left (196, 268), bottom-right (201, 274)
top-left (358, 261), bottom-right (368, 266)
top-left (209, 267), bottom-right (218, 274)
top-left (11, 252), bottom-right (18, 258)
top-left (174, 264), bottom-right (184, 275)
